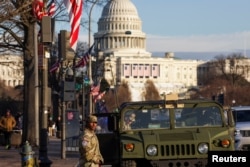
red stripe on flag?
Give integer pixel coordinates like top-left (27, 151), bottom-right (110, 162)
top-left (33, 0), bottom-right (56, 20)
top-left (91, 84), bottom-right (100, 96)
top-left (64, 0), bottom-right (83, 51)
top-left (33, 0), bottom-right (45, 20)
top-left (48, 1), bottom-right (56, 16)
top-left (93, 91), bottom-right (106, 103)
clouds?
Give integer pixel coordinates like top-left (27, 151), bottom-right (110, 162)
top-left (146, 31), bottom-right (250, 53)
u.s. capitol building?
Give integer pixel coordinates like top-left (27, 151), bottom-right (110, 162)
top-left (93, 0), bottom-right (204, 100)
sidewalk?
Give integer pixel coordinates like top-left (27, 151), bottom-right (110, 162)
top-left (0, 136), bottom-right (79, 167)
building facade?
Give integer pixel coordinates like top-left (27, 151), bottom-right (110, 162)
top-left (0, 55), bottom-right (24, 87)
top-left (93, 0), bottom-right (204, 100)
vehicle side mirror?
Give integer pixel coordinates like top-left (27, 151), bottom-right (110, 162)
top-left (226, 110), bottom-right (235, 127)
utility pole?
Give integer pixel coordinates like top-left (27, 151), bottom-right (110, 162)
top-left (39, 50), bottom-right (52, 166)
top-left (58, 30), bottom-right (75, 159)
top-left (39, 15), bottom-right (53, 167)
top-left (34, 23), bottom-right (39, 146)
top-left (88, 0), bottom-right (99, 114)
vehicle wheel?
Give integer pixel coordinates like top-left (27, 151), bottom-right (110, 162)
top-left (121, 160), bottom-right (136, 167)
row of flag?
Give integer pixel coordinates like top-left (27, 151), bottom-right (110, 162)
top-left (35, 1), bottom-right (105, 102)
top-left (33, 0), bottom-right (83, 52)
top-left (49, 42), bottom-right (95, 73)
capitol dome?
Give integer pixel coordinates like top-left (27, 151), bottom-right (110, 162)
top-left (101, 0), bottom-right (139, 18)
top-left (94, 0), bottom-right (151, 57)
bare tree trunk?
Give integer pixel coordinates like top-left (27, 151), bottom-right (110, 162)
top-left (22, 23), bottom-right (37, 145)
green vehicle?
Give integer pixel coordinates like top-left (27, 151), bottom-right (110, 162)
top-left (95, 96), bottom-right (235, 167)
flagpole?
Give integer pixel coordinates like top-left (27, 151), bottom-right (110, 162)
top-left (88, 0), bottom-right (99, 114)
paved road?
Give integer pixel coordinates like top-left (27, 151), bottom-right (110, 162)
top-left (0, 136), bottom-right (79, 167)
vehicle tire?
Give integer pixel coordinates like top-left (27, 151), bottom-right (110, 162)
top-left (121, 160), bottom-right (136, 167)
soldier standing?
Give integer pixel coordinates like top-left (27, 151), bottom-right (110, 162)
top-left (79, 115), bottom-right (103, 167)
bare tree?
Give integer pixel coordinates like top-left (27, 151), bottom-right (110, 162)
top-left (213, 53), bottom-right (250, 87)
top-left (0, 0), bottom-right (108, 144)
top-left (102, 80), bottom-right (131, 112)
top-left (144, 80), bottom-right (161, 101)
top-left (192, 53), bottom-right (250, 106)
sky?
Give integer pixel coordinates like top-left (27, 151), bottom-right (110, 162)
top-left (79, 0), bottom-right (250, 57)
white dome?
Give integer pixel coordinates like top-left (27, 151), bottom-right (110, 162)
top-left (97, 0), bottom-right (142, 33)
top-left (101, 0), bottom-right (139, 17)
top-left (94, 0), bottom-right (151, 58)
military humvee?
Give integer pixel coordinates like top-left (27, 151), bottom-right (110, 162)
top-left (95, 96), bottom-right (235, 167)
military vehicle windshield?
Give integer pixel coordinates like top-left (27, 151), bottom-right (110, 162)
top-left (175, 106), bottom-right (223, 127)
top-left (122, 106), bottom-right (223, 131)
top-left (123, 109), bottom-right (170, 130)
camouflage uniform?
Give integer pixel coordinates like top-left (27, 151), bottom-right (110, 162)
top-left (123, 113), bottom-right (136, 130)
top-left (79, 116), bottom-right (103, 167)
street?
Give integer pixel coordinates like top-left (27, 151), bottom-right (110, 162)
top-left (0, 136), bottom-right (79, 167)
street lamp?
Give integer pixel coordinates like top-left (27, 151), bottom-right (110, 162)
top-left (39, 46), bottom-right (52, 167)
top-left (88, 0), bottom-right (99, 115)
top-left (232, 100), bottom-right (236, 107)
top-left (61, 66), bottom-right (74, 159)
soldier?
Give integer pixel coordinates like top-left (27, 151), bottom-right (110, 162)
top-left (123, 113), bottom-right (136, 130)
top-left (79, 115), bottom-right (104, 167)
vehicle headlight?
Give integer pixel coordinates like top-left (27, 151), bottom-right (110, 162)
top-left (198, 143), bottom-right (208, 154)
top-left (146, 145), bottom-right (157, 156)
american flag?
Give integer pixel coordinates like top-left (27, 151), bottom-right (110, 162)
top-left (74, 43), bottom-right (95, 68)
top-left (33, 0), bottom-right (56, 20)
top-left (90, 84), bottom-right (100, 96)
top-left (123, 64), bottom-right (131, 76)
top-left (138, 64), bottom-right (144, 76)
top-left (93, 91), bottom-right (106, 103)
top-left (132, 64), bottom-right (138, 76)
top-left (64, 0), bottom-right (83, 51)
top-left (47, 0), bottom-right (56, 16)
top-left (144, 64), bottom-right (151, 76)
top-left (152, 64), bottom-right (160, 77)
top-left (97, 101), bottom-right (108, 113)
top-left (49, 60), bottom-right (60, 73)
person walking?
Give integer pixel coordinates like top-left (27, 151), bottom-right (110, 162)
top-left (0, 109), bottom-right (16, 149)
top-left (78, 115), bottom-right (104, 167)
top-left (55, 116), bottom-right (61, 138)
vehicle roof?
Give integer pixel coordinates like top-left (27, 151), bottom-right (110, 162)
top-left (119, 99), bottom-right (222, 109)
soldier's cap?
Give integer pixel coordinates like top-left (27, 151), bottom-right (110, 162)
top-left (86, 115), bottom-right (98, 123)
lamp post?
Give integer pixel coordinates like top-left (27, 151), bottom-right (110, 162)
top-left (88, 0), bottom-right (99, 114)
top-left (61, 67), bottom-right (74, 159)
top-left (39, 47), bottom-right (52, 167)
